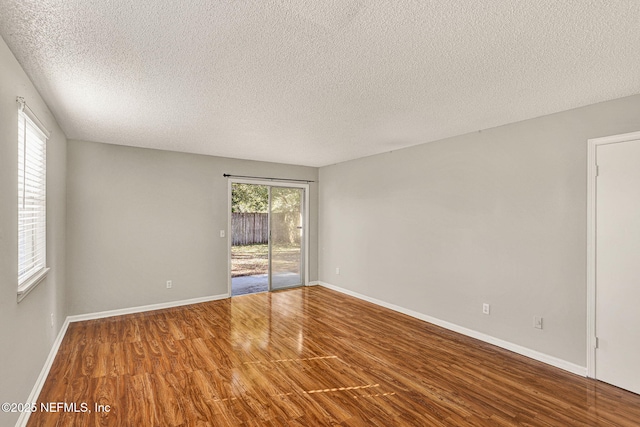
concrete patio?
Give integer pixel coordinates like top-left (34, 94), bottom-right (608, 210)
top-left (231, 273), bottom-right (302, 296)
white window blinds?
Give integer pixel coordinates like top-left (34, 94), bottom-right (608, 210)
top-left (18, 103), bottom-right (48, 290)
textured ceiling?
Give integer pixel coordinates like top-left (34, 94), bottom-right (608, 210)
top-left (1, 1), bottom-right (640, 167)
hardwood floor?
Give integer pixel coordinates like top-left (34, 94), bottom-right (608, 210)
top-left (28, 287), bottom-right (640, 426)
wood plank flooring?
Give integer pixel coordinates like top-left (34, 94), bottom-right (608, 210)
top-left (28, 286), bottom-right (640, 426)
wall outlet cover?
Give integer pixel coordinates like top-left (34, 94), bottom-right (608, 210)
top-left (534, 316), bottom-right (543, 329)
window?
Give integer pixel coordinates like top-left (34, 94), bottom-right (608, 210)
top-left (17, 97), bottom-right (49, 299)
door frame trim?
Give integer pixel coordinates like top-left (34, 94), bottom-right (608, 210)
top-left (227, 178), bottom-right (310, 296)
top-left (586, 130), bottom-right (640, 378)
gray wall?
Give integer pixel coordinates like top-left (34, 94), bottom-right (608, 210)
top-left (0, 38), bottom-right (67, 425)
top-left (66, 140), bottom-right (318, 315)
top-left (318, 94), bottom-right (640, 367)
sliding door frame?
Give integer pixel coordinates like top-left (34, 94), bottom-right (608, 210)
top-left (227, 178), bottom-right (310, 296)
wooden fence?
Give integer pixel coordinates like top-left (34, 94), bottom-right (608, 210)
top-left (232, 213), bottom-right (268, 245)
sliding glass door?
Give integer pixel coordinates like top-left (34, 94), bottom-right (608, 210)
top-left (230, 181), bottom-right (306, 295)
top-left (270, 187), bottom-right (303, 290)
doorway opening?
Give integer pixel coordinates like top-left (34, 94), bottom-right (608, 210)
top-left (231, 183), bottom-right (269, 295)
top-left (229, 181), bottom-right (307, 296)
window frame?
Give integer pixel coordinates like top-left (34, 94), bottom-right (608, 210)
top-left (17, 97), bottom-right (50, 301)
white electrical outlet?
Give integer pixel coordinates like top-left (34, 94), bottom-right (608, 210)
top-left (220, 230), bottom-right (225, 238)
top-left (336, 267), bottom-right (340, 275)
top-left (534, 316), bottom-right (543, 329)
top-left (50, 313), bottom-right (54, 327)
top-left (482, 303), bottom-right (490, 315)
top-left (166, 280), bottom-right (172, 289)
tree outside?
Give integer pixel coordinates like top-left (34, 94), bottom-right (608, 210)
top-left (232, 183), bottom-right (268, 213)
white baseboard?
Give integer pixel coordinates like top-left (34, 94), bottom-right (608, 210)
top-left (67, 293), bottom-right (229, 323)
top-left (307, 281), bottom-right (320, 286)
top-left (316, 281), bottom-right (587, 377)
top-left (16, 317), bottom-right (71, 427)
top-left (16, 293), bottom-right (229, 427)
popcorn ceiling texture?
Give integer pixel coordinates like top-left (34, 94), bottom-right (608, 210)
top-left (1, 1), bottom-right (639, 167)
